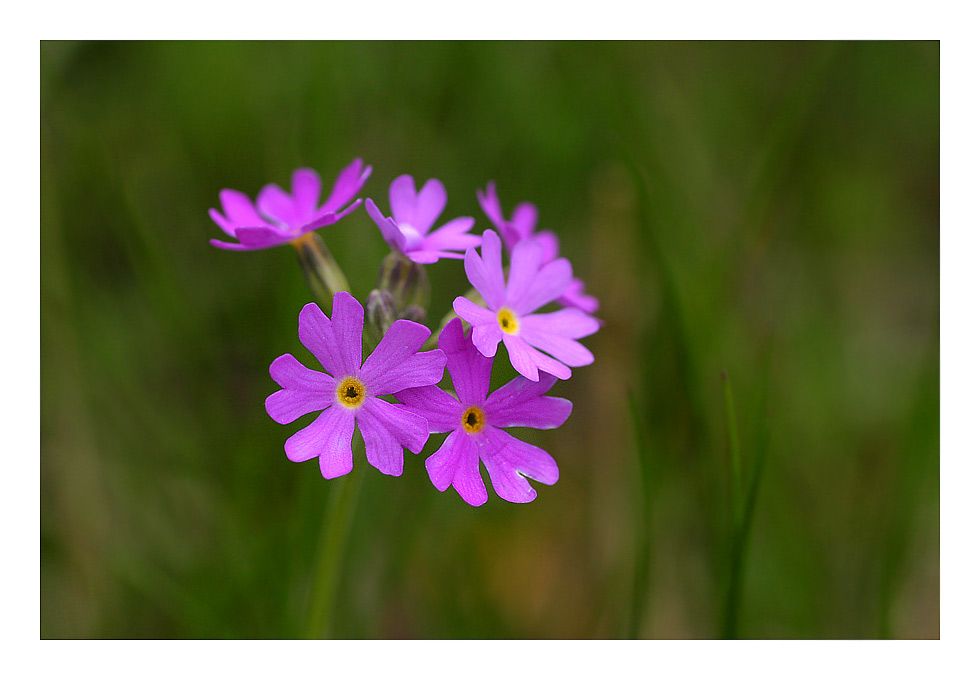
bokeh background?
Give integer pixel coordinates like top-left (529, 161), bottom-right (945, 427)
top-left (40, 41), bottom-right (938, 639)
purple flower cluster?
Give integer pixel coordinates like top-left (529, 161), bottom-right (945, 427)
top-left (211, 164), bottom-right (600, 505)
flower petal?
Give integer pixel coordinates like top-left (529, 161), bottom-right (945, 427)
top-left (439, 318), bottom-right (492, 404)
top-left (485, 373), bottom-right (572, 430)
top-left (366, 198), bottom-right (407, 253)
top-left (509, 257), bottom-right (572, 316)
top-left (481, 428), bottom-right (559, 503)
top-left (257, 182), bottom-right (297, 227)
top-left (440, 429), bottom-right (488, 506)
top-left (360, 320), bottom-right (444, 394)
top-left (389, 175), bottom-right (418, 227)
top-left (477, 182), bottom-right (505, 230)
top-left (357, 397), bottom-right (430, 476)
top-left (510, 201), bottom-right (539, 242)
top-left (412, 178), bottom-right (447, 234)
top-left (453, 298), bottom-right (501, 358)
top-left (298, 295), bottom-right (363, 379)
top-left (265, 354), bottom-right (337, 424)
top-left (394, 385), bottom-right (461, 433)
top-left (534, 230), bottom-right (561, 263)
top-left (502, 333), bottom-right (571, 381)
top-left (505, 238), bottom-right (544, 306)
top-left (232, 226), bottom-right (293, 250)
top-left (558, 278), bottom-right (600, 313)
top-left (424, 429), bottom-right (463, 492)
top-left (219, 189), bottom-right (267, 229)
top-left (283, 406), bottom-right (356, 480)
top-left (421, 217), bottom-right (480, 253)
top-left (320, 158), bottom-right (371, 215)
top-left (463, 230), bottom-right (506, 308)
top-left (290, 168), bottom-right (321, 222)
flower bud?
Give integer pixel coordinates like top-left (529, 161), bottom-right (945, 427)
top-left (375, 252), bottom-right (430, 312)
top-left (365, 289), bottom-right (396, 344)
top-left (399, 305), bottom-right (428, 325)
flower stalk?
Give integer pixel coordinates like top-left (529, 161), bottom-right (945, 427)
top-left (292, 232), bottom-right (350, 310)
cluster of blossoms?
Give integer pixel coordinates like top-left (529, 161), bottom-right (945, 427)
top-left (211, 159), bottom-right (599, 505)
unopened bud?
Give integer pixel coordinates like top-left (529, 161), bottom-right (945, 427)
top-left (376, 252), bottom-right (430, 311)
top-left (399, 305), bottom-right (428, 325)
top-left (366, 289), bottom-right (396, 344)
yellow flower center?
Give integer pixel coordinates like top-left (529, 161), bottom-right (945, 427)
top-left (497, 308), bottom-right (519, 335)
top-left (336, 377), bottom-right (366, 409)
top-left (461, 406), bottom-right (486, 434)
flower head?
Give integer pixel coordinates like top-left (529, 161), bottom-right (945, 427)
top-left (265, 291), bottom-right (446, 478)
top-left (210, 159), bottom-right (371, 251)
top-left (397, 319), bottom-right (571, 506)
top-left (453, 230), bottom-right (599, 382)
top-left (366, 175), bottom-right (480, 264)
top-left (478, 181), bottom-right (598, 314)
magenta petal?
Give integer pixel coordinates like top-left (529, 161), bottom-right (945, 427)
top-left (485, 373), bottom-right (572, 429)
top-left (453, 298), bottom-right (501, 358)
top-left (320, 158), bottom-right (371, 215)
top-left (257, 182), bottom-right (297, 227)
top-left (503, 333), bottom-right (571, 381)
top-left (522, 308), bottom-right (600, 339)
top-left (463, 231), bottom-right (506, 308)
top-left (519, 315), bottom-right (595, 368)
top-left (219, 189), bottom-right (266, 229)
top-left (421, 217), bottom-right (480, 253)
top-left (408, 250), bottom-right (462, 264)
top-left (266, 354), bottom-right (337, 424)
top-left (358, 398), bottom-right (429, 476)
top-left (558, 278), bottom-right (600, 313)
top-left (366, 198), bottom-right (407, 253)
top-left (510, 257), bottom-right (573, 315)
top-left (395, 385), bottom-right (461, 433)
top-left (210, 238), bottom-right (257, 251)
top-left (534, 230), bottom-right (561, 263)
top-left (439, 318), bottom-right (492, 404)
top-left (482, 428), bottom-right (559, 503)
top-left (233, 226), bottom-right (294, 249)
top-left (360, 320), bottom-right (443, 394)
top-left (477, 182), bottom-right (505, 230)
top-left (297, 295), bottom-right (363, 379)
top-left (450, 431), bottom-right (488, 506)
top-left (389, 175), bottom-right (418, 227)
top-left (425, 429), bottom-right (463, 492)
top-left (510, 201), bottom-right (539, 242)
top-left (505, 238), bottom-right (544, 305)
top-left (284, 406), bottom-right (355, 477)
top-left (290, 168), bottom-right (322, 221)
top-left (413, 178), bottom-right (448, 234)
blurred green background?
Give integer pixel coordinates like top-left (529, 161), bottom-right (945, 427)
top-left (40, 41), bottom-right (938, 639)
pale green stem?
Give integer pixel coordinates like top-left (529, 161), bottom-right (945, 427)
top-left (303, 442), bottom-right (365, 639)
top-left (292, 231), bottom-right (350, 311)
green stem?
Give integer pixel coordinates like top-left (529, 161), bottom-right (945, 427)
top-left (722, 371), bottom-right (743, 526)
top-left (303, 440), bottom-right (365, 639)
top-left (292, 232), bottom-right (350, 309)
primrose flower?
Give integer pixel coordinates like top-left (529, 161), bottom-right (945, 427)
top-left (265, 291), bottom-right (446, 478)
top-left (365, 175), bottom-right (480, 264)
top-left (477, 181), bottom-right (599, 314)
top-left (453, 230), bottom-right (599, 382)
top-left (397, 319), bottom-right (570, 505)
top-left (210, 159), bottom-right (371, 251)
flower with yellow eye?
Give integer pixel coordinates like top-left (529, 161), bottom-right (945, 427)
top-left (453, 229), bottom-right (599, 382)
top-left (397, 319), bottom-right (571, 506)
top-left (265, 292), bottom-right (446, 479)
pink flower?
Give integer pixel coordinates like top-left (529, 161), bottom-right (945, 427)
top-left (210, 160), bottom-right (371, 251)
top-left (477, 181), bottom-right (599, 314)
top-left (397, 319), bottom-right (570, 505)
top-left (365, 175), bottom-right (481, 264)
top-left (266, 291), bottom-right (446, 478)
top-left (453, 230), bottom-right (599, 382)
